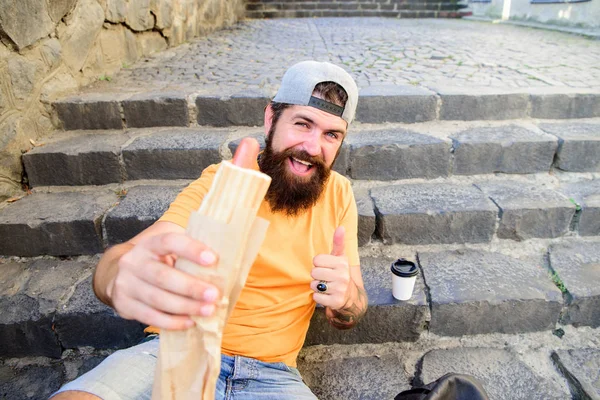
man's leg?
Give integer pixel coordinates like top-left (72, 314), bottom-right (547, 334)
top-left (50, 336), bottom-right (159, 400)
top-left (219, 355), bottom-right (317, 400)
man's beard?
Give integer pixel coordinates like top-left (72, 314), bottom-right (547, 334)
top-left (259, 137), bottom-right (331, 217)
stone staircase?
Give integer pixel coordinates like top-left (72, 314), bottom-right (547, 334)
top-left (245, 0), bottom-right (471, 19)
top-left (2, 22), bottom-right (600, 400)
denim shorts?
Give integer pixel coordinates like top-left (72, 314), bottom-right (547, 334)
top-left (52, 335), bottom-right (316, 400)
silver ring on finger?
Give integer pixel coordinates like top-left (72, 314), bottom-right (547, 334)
top-left (316, 280), bottom-right (328, 294)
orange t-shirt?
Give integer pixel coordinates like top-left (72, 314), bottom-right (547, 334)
top-left (157, 162), bottom-right (360, 367)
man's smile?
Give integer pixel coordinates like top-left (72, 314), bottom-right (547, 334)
top-left (288, 156), bottom-right (314, 176)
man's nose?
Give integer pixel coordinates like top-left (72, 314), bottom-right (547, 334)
top-left (301, 131), bottom-right (321, 156)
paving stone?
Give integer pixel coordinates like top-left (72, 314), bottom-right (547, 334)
top-left (419, 249), bottom-right (563, 336)
top-left (298, 353), bottom-right (411, 400)
top-left (553, 349), bottom-right (600, 400)
top-left (104, 185), bottom-right (184, 246)
top-left (55, 275), bottom-right (145, 349)
top-left (122, 92), bottom-right (189, 128)
top-left (23, 133), bottom-right (128, 187)
top-left (0, 191), bottom-right (117, 256)
top-left (355, 85), bottom-right (437, 123)
top-left (354, 189), bottom-right (376, 247)
top-left (476, 182), bottom-right (575, 241)
top-left (371, 183), bottom-right (497, 245)
top-left (450, 125), bottom-right (557, 175)
top-left (538, 122), bottom-right (600, 172)
top-left (531, 92), bottom-right (600, 119)
top-left (348, 128), bottom-right (450, 180)
top-left (122, 128), bottom-right (224, 180)
top-left (306, 256), bottom-right (429, 345)
top-left (436, 87), bottom-right (529, 120)
top-left (420, 348), bottom-right (570, 400)
top-left (559, 179), bottom-right (600, 236)
top-left (0, 259), bottom-right (92, 358)
top-left (196, 90), bottom-right (269, 127)
top-left (0, 362), bottom-right (64, 400)
top-left (549, 241), bottom-right (600, 328)
top-left (54, 95), bottom-right (123, 130)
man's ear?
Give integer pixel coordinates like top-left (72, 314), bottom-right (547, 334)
top-left (264, 103), bottom-right (273, 137)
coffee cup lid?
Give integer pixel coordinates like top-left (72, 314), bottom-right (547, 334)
top-left (391, 259), bottom-right (418, 278)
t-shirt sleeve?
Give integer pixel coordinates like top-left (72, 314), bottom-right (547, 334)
top-left (338, 179), bottom-right (360, 267)
top-left (158, 164), bottom-right (219, 228)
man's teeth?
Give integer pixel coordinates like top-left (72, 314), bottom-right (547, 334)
top-left (292, 157), bottom-right (312, 167)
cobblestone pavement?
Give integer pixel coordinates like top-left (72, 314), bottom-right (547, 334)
top-left (93, 18), bottom-right (600, 98)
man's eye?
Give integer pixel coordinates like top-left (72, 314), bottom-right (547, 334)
top-left (295, 122), bottom-right (309, 128)
top-left (326, 132), bottom-right (339, 139)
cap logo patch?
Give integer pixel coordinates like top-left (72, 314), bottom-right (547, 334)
top-left (307, 96), bottom-right (344, 118)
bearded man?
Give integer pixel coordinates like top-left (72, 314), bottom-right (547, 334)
top-left (52, 61), bottom-right (367, 400)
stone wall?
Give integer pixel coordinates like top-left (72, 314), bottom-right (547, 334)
top-left (470, 0), bottom-right (600, 28)
top-left (0, 0), bottom-right (245, 201)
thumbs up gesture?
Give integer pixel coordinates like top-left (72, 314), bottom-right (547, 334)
top-left (311, 226), bottom-right (351, 310)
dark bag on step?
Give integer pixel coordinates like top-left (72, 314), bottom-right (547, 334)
top-left (394, 373), bottom-right (489, 400)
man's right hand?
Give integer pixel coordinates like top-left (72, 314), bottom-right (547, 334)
top-left (107, 232), bottom-right (220, 330)
top-left (96, 137), bottom-right (261, 331)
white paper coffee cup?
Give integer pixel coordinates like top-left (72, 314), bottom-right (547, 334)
top-left (391, 259), bottom-right (418, 301)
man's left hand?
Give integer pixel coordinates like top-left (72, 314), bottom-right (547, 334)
top-left (311, 226), bottom-right (352, 310)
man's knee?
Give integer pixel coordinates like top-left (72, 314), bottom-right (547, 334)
top-left (50, 390), bottom-right (102, 400)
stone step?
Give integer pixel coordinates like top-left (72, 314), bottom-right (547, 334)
top-left (1, 175), bottom-right (599, 256)
top-left (2, 238), bottom-right (598, 358)
top-left (246, 1), bottom-right (469, 12)
top-left (1, 238), bottom-right (599, 399)
top-left (53, 87), bottom-right (600, 130)
top-left (22, 121), bottom-right (600, 189)
top-left (5, 338), bottom-right (600, 400)
top-left (246, 9), bottom-right (471, 19)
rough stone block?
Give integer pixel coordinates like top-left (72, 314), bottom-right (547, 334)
top-left (348, 128), bottom-right (451, 180)
top-left (196, 91), bottom-right (269, 126)
top-left (0, 191), bottom-right (117, 256)
top-left (54, 95), bottom-right (123, 130)
top-left (306, 256), bottom-right (429, 345)
top-left (55, 275), bottom-right (145, 349)
top-left (436, 87), bottom-right (529, 120)
top-left (476, 182), bottom-right (575, 240)
top-left (104, 185), bottom-right (184, 246)
top-left (354, 189), bottom-right (376, 247)
top-left (553, 349), bottom-right (600, 400)
top-left (371, 183), bottom-right (497, 245)
top-left (451, 125), bottom-right (557, 175)
top-left (538, 122), bottom-right (600, 172)
top-left (0, 362), bottom-right (64, 400)
top-left (56, 0), bottom-right (105, 72)
top-left (298, 353), bottom-right (411, 400)
top-left (332, 142), bottom-right (350, 176)
top-left (48, 0), bottom-right (77, 22)
top-left (419, 250), bottom-right (563, 336)
top-left (355, 85), bottom-right (437, 123)
top-left (122, 128), bottom-right (223, 180)
top-left (122, 93), bottom-right (189, 128)
top-left (0, 259), bottom-right (92, 358)
top-left (0, 0), bottom-right (54, 50)
top-left (420, 348), bottom-right (570, 400)
top-left (23, 133), bottom-right (128, 187)
top-left (559, 179), bottom-right (600, 236)
top-left (549, 241), bottom-right (600, 328)
top-left (530, 91), bottom-right (600, 119)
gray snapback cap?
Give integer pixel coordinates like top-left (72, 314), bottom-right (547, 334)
top-left (273, 60), bottom-right (359, 124)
